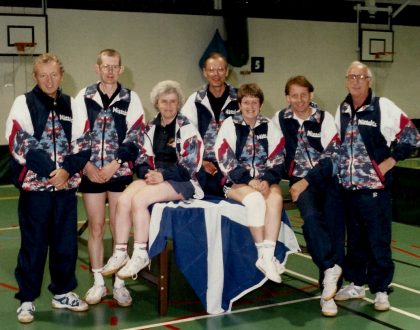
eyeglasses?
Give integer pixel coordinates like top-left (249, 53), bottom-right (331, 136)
top-left (205, 67), bottom-right (226, 75)
top-left (346, 74), bottom-right (371, 81)
top-left (100, 64), bottom-right (121, 72)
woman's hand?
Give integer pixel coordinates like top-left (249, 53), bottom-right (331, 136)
top-left (145, 169), bottom-right (164, 185)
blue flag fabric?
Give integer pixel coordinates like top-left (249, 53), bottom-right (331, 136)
top-left (149, 198), bottom-right (300, 314)
top-left (198, 29), bottom-right (228, 69)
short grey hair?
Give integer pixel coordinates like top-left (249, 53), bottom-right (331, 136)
top-left (347, 61), bottom-right (373, 80)
top-left (150, 80), bottom-right (185, 111)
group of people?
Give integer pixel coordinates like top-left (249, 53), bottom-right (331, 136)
top-left (6, 49), bottom-right (419, 324)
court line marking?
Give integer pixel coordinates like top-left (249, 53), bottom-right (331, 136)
top-left (122, 296), bottom-right (321, 330)
top-left (287, 263), bottom-right (420, 320)
top-left (294, 252), bottom-right (420, 295)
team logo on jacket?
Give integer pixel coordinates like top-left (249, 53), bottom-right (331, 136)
top-left (358, 119), bottom-right (377, 127)
top-left (112, 107), bottom-right (128, 116)
top-left (255, 133), bottom-right (267, 140)
top-left (59, 114), bottom-right (72, 122)
top-left (307, 130), bottom-right (321, 138)
top-left (225, 109), bottom-right (238, 115)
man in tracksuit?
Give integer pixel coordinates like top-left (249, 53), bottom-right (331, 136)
top-left (334, 61), bottom-right (419, 311)
top-left (6, 53), bottom-right (91, 323)
top-left (181, 52), bottom-right (239, 196)
top-left (272, 75), bottom-right (345, 317)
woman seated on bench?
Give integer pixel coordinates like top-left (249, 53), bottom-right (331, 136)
top-left (215, 83), bottom-right (285, 283)
top-left (101, 80), bottom-right (203, 279)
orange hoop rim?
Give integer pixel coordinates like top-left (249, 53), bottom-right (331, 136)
top-left (14, 42), bottom-right (37, 52)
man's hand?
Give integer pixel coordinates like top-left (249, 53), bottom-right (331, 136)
top-left (48, 168), bottom-right (70, 190)
top-left (289, 178), bottom-right (309, 202)
top-left (99, 160), bottom-right (120, 182)
top-left (84, 161), bottom-right (105, 183)
top-left (203, 160), bottom-right (218, 175)
top-left (378, 157), bottom-right (397, 176)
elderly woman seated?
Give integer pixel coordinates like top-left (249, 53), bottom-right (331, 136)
top-left (101, 80), bottom-right (203, 280)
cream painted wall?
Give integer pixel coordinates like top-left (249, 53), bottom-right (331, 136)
top-left (1, 9), bottom-right (419, 145)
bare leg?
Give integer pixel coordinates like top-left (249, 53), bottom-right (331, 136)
top-left (113, 180), bottom-right (148, 244)
top-left (130, 181), bottom-right (183, 243)
top-left (83, 192), bottom-right (107, 269)
top-left (264, 184), bottom-right (283, 242)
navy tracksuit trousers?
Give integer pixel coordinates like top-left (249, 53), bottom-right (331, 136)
top-left (15, 189), bottom-right (78, 302)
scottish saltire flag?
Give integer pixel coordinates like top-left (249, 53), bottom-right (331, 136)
top-left (148, 197), bottom-right (300, 314)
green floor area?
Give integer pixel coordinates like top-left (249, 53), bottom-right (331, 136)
top-left (0, 185), bottom-right (419, 329)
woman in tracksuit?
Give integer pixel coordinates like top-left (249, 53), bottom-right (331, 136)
top-left (101, 80), bottom-right (204, 280)
top-left (215, 83), bottom-right (285, 284)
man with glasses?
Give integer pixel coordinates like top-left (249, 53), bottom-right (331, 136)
top-left (181, 52), bottom-right (239, 197)
top-left (334, 61), bottom-right (419, 311)
top-left (75, 49), bottom-right (145, 307)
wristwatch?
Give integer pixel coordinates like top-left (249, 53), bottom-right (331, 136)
top-left (115, 157), bottom-right (123, 165)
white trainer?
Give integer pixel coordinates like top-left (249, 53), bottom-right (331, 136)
top-left (113, 286), bottom-right (133, 307)
top-left (17, 302), bottom-right (35, 323)
top-left (256, 257), bottom-right (282, 283)
top-left (374, 292), bottom-right (390, 311)
top-left (117, 254), bottom-right (150, 280)
top-left (320, 298), bottom-right (338, 317)
top-left (322, 264), bottom-right (342, 300)
top-left (102, 253), bottom-right (129, 276)
top-left (273, 257), bottom-right (286, 275)
top-left (85, 285), bottom-right (107, 305)
top-left (334, 283), bottom-right (365, 301)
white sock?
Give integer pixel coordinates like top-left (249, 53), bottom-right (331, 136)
top-left (255, 242), bottom-right (264, 259)
top-left (133, 242), bottom-right (148, 258)
top-left (262, 240), bottom-right (276, 261)
top-left (114, 276), bottom-right (125, 289)
top-left (114, 243), bottom-right (128, 256)
top-left (92, 268), bottom-right (105, 287)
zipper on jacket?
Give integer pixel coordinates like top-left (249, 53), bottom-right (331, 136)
top-left (251, 127), bottom-right (256, 177)
top-left (300, 124), bottom-right (314, 169)
top-left (101, 114), bottom-right (107, 168)
top-left (51, 103), bottom-right (57, 191)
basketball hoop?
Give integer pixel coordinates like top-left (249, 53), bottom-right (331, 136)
top-left (14, 42), bottom-right (37, 52)
top-left (372, 51), bottom-right (395, 60)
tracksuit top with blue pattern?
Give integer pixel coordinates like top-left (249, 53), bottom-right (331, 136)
top-left (215, 112), bottom-right (285, 185)
top-left (272, 103), bottom-right (340, 187)
top-left (6, 86), bottom-right (90, 191)
top-left (336, 90), bottom-right (419, 190)
top-left (181, 83), bottom-right (239, 162)
top-left (137, 113), bottom-right (204, 198)
top-left (76, 83), bottom-right (145, 180)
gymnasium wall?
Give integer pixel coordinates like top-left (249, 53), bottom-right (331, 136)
top-left (1, 8), bottom-right (420, 146)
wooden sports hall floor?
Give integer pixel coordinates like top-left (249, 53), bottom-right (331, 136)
top-left (0, 184), bottom-right (419, 330)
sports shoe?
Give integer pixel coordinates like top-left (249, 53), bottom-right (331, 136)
top-left (322, 264), bottom-right (342, 300)
top-left (117, 254), bottom-right (150, 280)
top-left (101, 253), bottom-right (129, 276)
top-left (320, 298), bottom-right (337, 317)
top-left (52, 292), bottom-right (89, 312)
top-left (374, 292), bottom-right (390, 311)
top-left (113, 285), bottom-right (133, 307)
top-left (334, 283), bottom-right (365, 301)
top-left (85, 285), bottom-right (107, 305)
top-left (17, 302), bottom-right (35, 323)
top-left (256, 257), bottom-right (282, 283)
top-left (273, 257), bottom-right (286, 275)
